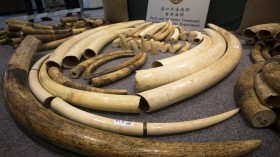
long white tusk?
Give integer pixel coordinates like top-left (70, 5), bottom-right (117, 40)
top-left (38, 62), bottom-right (141, 113)
top-left (153, 34), bottom-right (212, 67)
top-left (136, 28), bottom-right (226, 92)
top-left (137, 24), bottom-right (242, 112)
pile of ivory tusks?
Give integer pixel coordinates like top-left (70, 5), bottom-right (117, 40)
top-left (235, 23), bottom-right (280, 129)
top-left (0, 17), bottom-right (105, 51)
top-left (3, 34), bottom-right (262, 157)
top-left (2, 20), bottom-right (263, 155)
top-left (242, 23), bottom-right (280, 63)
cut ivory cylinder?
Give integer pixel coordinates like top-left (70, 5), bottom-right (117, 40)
top-left (136, 28), bottom-right (226, 92)
top-left (137, 24), bottom-right (242, 112)
top-left (39, 62), bottom-right (141, 113)
top-left (46, 20), bottom-right (144, 68)
top-left (153, 34), bottom-right (212, 67)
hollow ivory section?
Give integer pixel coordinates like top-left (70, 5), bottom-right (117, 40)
top-left (135, 28), bottom-right (226, 92)
top-left (153, 34), bottom-right (212, 66)
top-left (39, 63), bottom-right (141, 113)
top-left (138, 24), bottom-right (242, 112)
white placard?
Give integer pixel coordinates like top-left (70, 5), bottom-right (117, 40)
top-left (146, 0), bottom-right (210, 31)
top-left (113, 120), bottom-right (135, 127)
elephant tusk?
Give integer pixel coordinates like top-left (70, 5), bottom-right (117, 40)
top-left (154, 20), bottom-right (173, 41)
top-left (46, 20), bottom-right (144, 68)
top-left (144, 22), bottom-right (166, 39)
top-left (168, 42), bottom-right (182, 53)
top-left (235, 63), bottom-right (276, 127)
top-left (31, 32), bottom-right (74, 43)
top-left (48, 66), bottom-right (128, 95)
top-left (137, 24), bottom-right (241, 112)
top-left (150, 39), bottom-right (159, 55)
top-left (179, 41), bottom-right (191, 53)
top-left (129, 39), bottom-right (138, 51)
top-left (3, 35), bottom-right (262, 157)
top-left (89, 52), bottom-right (147, 87)
top-left (119, 33), bottom-right (129, 50)
top-left (82, 51), bottom-right (134, 79)
top-left (21, 27), bottom-right (71, 35)
top-left (188, 31), bottom-right (203, 44)
top-left (242, 23), bottom-right (280, 39)
top-left (170, 27), bottom-right (179, 43)
top-left (126, 22), bottom-right (152, 37)
top-left (250, 41), bottom-right (266, 63)
top-left (38, 37), bottom-right (71, 51)
top-left (262, 57), bottom-right (280, 93)
top-left (254, 73), bottom-right (280, 108)
top-left (153, 34), bottom-right (212, 67)
top-left (153, 20), bottom-right (170, 38)
top-left (136, 28), bottom-right (226, 92)
top-left (164, 26), bottom-right (175, 42)
top-left (70, 50), bottom-right (133, 78)
top-left (261, 45), bottom-right (273, 60)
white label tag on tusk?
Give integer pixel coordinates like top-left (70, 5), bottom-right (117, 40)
top-left (113, 120), bottom-right (135, 127)
top-left (233, 45), bottom-right (240, 49)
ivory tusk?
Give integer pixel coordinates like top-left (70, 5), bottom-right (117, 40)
top-left (189, 31), bottom-right (203, 44)
top-left (179, 30), bottom-right (191, 41)
top-left (136, 28), bottom-right (226, 92)
top-left (119, 33), bottom-right (129, 50)
top-left (137, 24), bottom-right (241, 112)
top-left (3, 35), bottom-right (262, 156)
top-left (254, 73), bottom-right (280, 108)
top-left (60, 16), bottom-right (83, 23)
top-left (256, 24), bottom-right (280, 40)
top-left (90, 52), bottom-right (147, 87)
top-left (250, 41), bottom-right (266, 63)
top-left (88, 52), bottom-right (143, 78)
top-left (126, 22), bottom-right (152, 37)
top-left (150, 39), bottom-right (159, 55)
top-left (262, 57), bottom-right (280, 93)
top-left (39, 62), bottom-right (141, 113)
top-left (243, 23), bottom-right (280, 39)
top-left (154, 20), bottom-right (173, 41)
top-left (70, 50), bottom-right (133, 78)
top-left (38, 37), bottom-right (71, 51)
top-left (170, 27), bottom-right (179, 43)
top-left (235, 63), bottom-right (276, 127)
top-left (21, 27), bottom-right (71, 35)
top-left (140, 36), bottom-right (150, 52)
top-left (129, 39), bottom-right (138, 51)
top-left (261, 45), bottom-right (273, 60)
top-left (179, 41), bottom-right (191, 53)
top-left (112, 36), bottom-right (133, 48)
top-left (168, 42), bottom-right (182, 53)
top-left (139, 23), bottom-right (157, 37)
top-left (160, 43), bottom-right (171, 53)
top-left (153, 20), bottom-right (170, 38)
top-left (164, 26), bottom-right (175, 42)
top-left (48, 66), bottom-right (128, 95)
top-left (153, 34), bottom-right (212, 66)
top-left (82, 52), bottom-right (135, 79)
top-left (64, 28), bottom-right (132, 68)
top-left (31, 32), bottom-right (74, 43)
top-left (46, 20), bottom-right (144, 68)
top-left (144, 22), bottom-right (166, 39)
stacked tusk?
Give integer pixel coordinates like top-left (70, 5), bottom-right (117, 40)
top-left (262, 57), bottom-right (280, 93)
top-left (250, 41), bottom-right (266, 63)
top-left (136, 28), bottom-right (226, 92)
top-left (137, 24), bottom-right (242, 112)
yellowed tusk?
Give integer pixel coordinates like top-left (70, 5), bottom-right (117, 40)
top-left (126, 22), bottom-right (152, 37)
top-left (153, 34), bottom-right (212, 67)
top-left (150, 39), bottom-right (159, 55)
top-left (179, 41), bottom-right (191, 53)
top-left (137, 24), bottom-right (242, 112)
top-left (129, 39), bottom-right (138, 51)
top-left (139, 23), bottom-right (156, 37)
top-left (136, 28), bottom-right (226, 92)
top-left (179, 30), bottom-right (191, 41)
top-left (160, 43), bottom-right (171, 53)
top-left (144, 22), bottom-right (166, 39)
top-left (164, 26), bottom-right (175, 42)
top-left (119, 33), bottom-right (129, 50)
top-left (168, 42), bottom-right (182, 53)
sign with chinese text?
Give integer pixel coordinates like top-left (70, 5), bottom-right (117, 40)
top-left (146, 0), bottom-right (210, 31)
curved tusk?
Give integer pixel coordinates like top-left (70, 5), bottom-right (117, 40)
top-left (242, 23), bottom-right (280, 39)
top-left (261, 45), bottom-right (273, 60)
top-left (82, 51), bottom-right (134, 79)
top-left (144, 22), bottom-right (166, 39)
top-left (250, 41), bottom-right (266, 63)
top-left (168, 42), bottom-right (182, 53)
top-left (129, 39), bottom-right (138, 51)
top-left (164, 26), bottom-right (175, 42)
top-left (136, 28), bottom-right (226, 92)
top-left (153, 20), bottom-right (170, 37)
top-left (31, 32), bottom-right (74, 43)
top-left (90, 52), bottom-right (147, 87)
top-left (137, 24), bottom-right (242, 112)
top-left (48, 66), bottom-right (128, 95)
top-left (189, 31), bottom-right (203, 44)
top-left (39, 62), bottom-right (141, 113)
top-left (154, 20), bottom-right (173, 41)
top-left (153, 34), bottom-right (212, 67)
top-left (254, 73), bottom-right (280, 108)
top-left (262, 57), bottom-right (280, 93)
top-left (46, 20), bottom-right (144, 68)
top-left (3, 35), bottom-right (262, 157)
top-left (179, 41), bottom-right (191, 53)
top-left (38, 37), bottom-right (71, 51)
top-left (21, 27), bottom-right (71, 35)
top-left (235, 63), bottom-right (276, 127)
top-left (63, 28), bottom-right (131, 68)
top-left (70, 50), bottom-right (133, 78)
top-left (126, 22), bottom-right (152, 37)
top-left (88, 51), bottom-right (143, 78)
